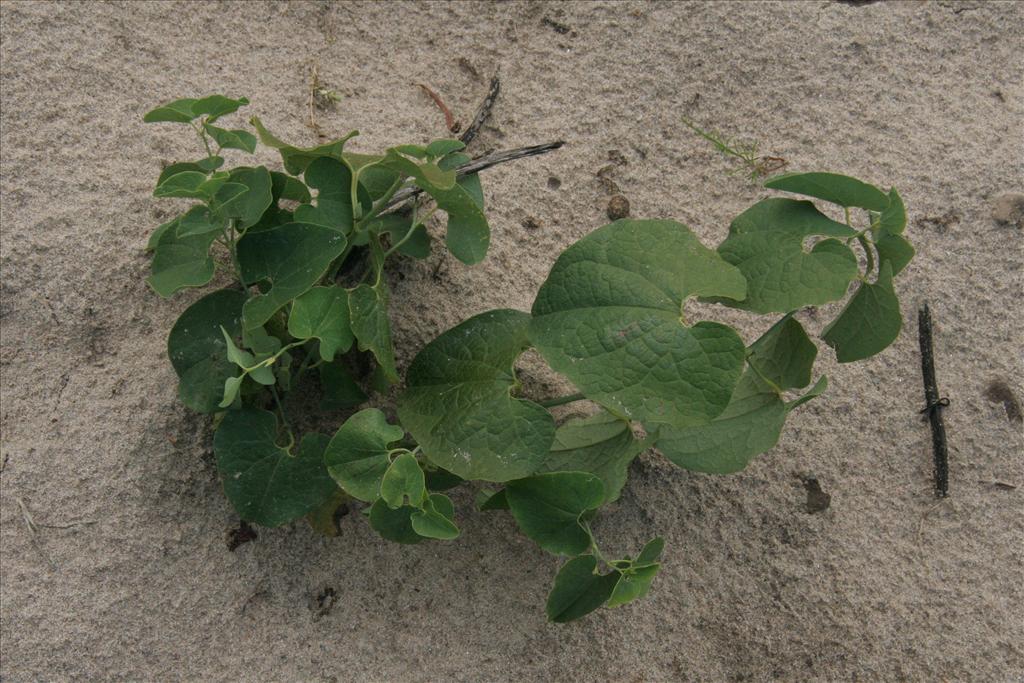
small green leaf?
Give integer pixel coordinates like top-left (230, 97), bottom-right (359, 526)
top-left (143, 97), bottom-right (198, 123)
top-left (213, 166), bottom-right (273, 229)
top-left (318, 362), bottom-right (368, 411)
top-left (348, 279), bottom-right (398, 383)
top-left (380, 452), bottom-right (426, 509)
top-left (324, 409), bottom-right (405, 502)
top-left (398, 309), bottom-right (555, 482)
top-left (153, 171), bottom-right (227, 199)
top-left (822, 262), bottom-right (902, 362)
top-left (746, 314), bottom-right (817, 391)
top-left (251, 116), bottom-right (358, 175)
top-left (167, 289), bottom-right (247, 412)
top-left (426, 139), bottom-right (465, 158)
top-left (531, 219), bottom-right (748, 428)
top-left (875, 232), bottom-right (915, 276)
top-left (237, 223), bottom-right (347, 331)
top-left (147, 222), bottom-right (219, 297)
top-left (196, 156), bottom-right (225, 172)
top-left (634, 537), bottom-right (665, 567)
top-left (877, 188), bottom-right (906, 236)
top-left (477, 488), bottom-right (509, 511)
top-left (410, 493), bottom-right (460, 540)
top-left (220, 326), bottom-right (255, 368)
top-left (156, 161), bottom-right (204, 187)
top-left (368, 499), bottom-right (422, 544)
top-left (546, 555), bottom-right (619, 623)
top-left (539, 411), bottom-right (645, 504)
top-left (219, 375), bottom-right (244, 409)
top-left (270, 171), bottom-right (312, 203)
top-left (176, 205), bottom-right (224, 238)
top-left (365, 213), bottom-right (431, 259)
top-left (606, 565), bottom-right (660, 609)
top-left (204, 123), bottom-right (257, 153)
top-left (192, 94), bottom-right (249, 122)
top-left (765, 172), bottom-right (889, 211)
top-left (505, 472), bottom-right (604, 556)
top-left (214, 408), bottom-right (337, 527)
top-left (147, 217), bottom-right (178, 251)
top-left (715, 198), bottom-right (859, 313)
top-left (288, 287), bottom-right (353, 361)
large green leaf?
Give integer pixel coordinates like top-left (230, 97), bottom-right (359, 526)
top-left (875, 232), bottom-right (914, 276)
top-left (397, 309), bottom-right (555, 482)
top-left (530, 219), bottom-right (748, 428)
top-left (192, 95), bottom-right (249, 122)
top-left (213, 166), bottom-right (273, 229)
top-left (546, 555), bottom-right (619, 623)
top-left (764, 172), bottom-right (889, 212)
top-left (505, 472), bottom-right (604, 556)
top-left (324, 409), bottom-right (404, 502)
top-left (147, 222), bottom-right (219, 297)
top-left (716, 198), bottom-right (859, 313)
top-left (538, 411), bottom-right (646, 504)
top-left (175, 205), bottom-right (224, 238)
top-left (251, 116), bottom-right (357, 175)
top-left (167, 289), bottom-right (247, 413)
top-left (318, 362), bottom-right (368, 411)
top-left (655, 316), bottom-right (819, 474)
top-left (822, 262), bottom-right (903, 362)
top-left (214, 408), bottom-right (337, 527)
top-left (237, 223), bottom-right (347, 332)
top-left (269, 171), bottom-right (312, 203)
top-left (288, 287), bottom-right (353, 361)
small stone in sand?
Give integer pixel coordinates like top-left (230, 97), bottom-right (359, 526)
top-left (991, 193), bottom-right (1024, 229)
top-left (607, 194), bottom-right (630, 220)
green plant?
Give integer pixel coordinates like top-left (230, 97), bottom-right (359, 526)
top-left (145, 95), bottom-right (914, 623)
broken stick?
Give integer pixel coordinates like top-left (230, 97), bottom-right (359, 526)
top-left (918, 303), bottom-right (950, 497)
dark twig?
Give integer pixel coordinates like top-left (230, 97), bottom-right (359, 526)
top-left (918, 304), bottom-right (950, 497)
top-left (460, 75), bottom-right (501, 146)
top-left (386, 141), bottom-right (565, 210)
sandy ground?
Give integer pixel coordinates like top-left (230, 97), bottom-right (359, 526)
top-left (1, 1), bottom-right (1022, 681)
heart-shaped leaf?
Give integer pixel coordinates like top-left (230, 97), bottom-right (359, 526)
top-left (715, 198), bottom-right (859, 313)
top-left (875, 232), bottom-right (914, 276)
top-left (192, 94), bottom-right (249, 122)
top-left (269, 171), bottom-right (312, 203)
top-left (237, 222), bottom-right (347, 332)
top-left (410, 493), bottom-right (459, 540)
top-left (368, 499), bottom-right (422, 544)
top-left (822, 261), bottom-right (903, 362)
top-left (143, 97), bottom-right (199, 123)
top-left (606, 565), bottom-right (660, 609)
top-left (348, 279), bottom-right (398, 383)
top-left (293, 157), bottom-right (372, 232)
top-left (538, 411), bottom-right (646, 504)
top-left (288, 287), bottom-right (353, 361)
top-left (167, 289), bottom-right (247, 412)
top-left (764, 172), bottom-right (889, 212)
top-left (530, 219), bottom-right (748, 428)
top-left (746, 314), bottom-right (817, 391)
top-left (324, 409), bottom-right (405, 502)
top-left (380, 452), bottom-right (427, 509)
top-left (505, 472), bottom-right (604, 556)
top-left (877, 187), bottom-right (906, 236)
top-left (214, 408), bottom-right (337, 527)
top-left (397, 309), bottom-right (555, 482)
top-left (175, 205), bottom-right (224, 238)
top-left (154, 170), bottom-right (228, 200)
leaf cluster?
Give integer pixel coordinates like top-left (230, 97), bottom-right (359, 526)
top-left (146, 95), bottom-right (913, 622)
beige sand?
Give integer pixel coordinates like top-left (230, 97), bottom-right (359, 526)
top-left (2, 1), bottom-right (1022, 680)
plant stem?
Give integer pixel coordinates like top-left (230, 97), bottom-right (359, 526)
top-left (538, 392), bottom-right (586, 408)
top-left (269, 384), bottom-right (295, 449)
top-left (191, 121), bottom-right (214, 159)
top-left (857, 234), bottom-right (876, 279)
top-left (384, 205), bottom-right (436, 258)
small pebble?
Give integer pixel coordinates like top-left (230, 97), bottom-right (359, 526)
top-left (991, 193), bottom-right (1024, 228)
top-left (522, 216), bottom-right (541, 230)
top-left (546, 176), bottom-right (561, 191)
top-left (607, 194), bottom-right (630, 220)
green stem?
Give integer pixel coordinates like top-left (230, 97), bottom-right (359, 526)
top-left (857, 234), bottom-right (876, 279)
top-left (356, 176), bottom-right (406, 232)
top-left (269, 385), bottom-right (295, 449)
top-left (538, 392), bottom-right (586, 409)
top-left (191, 121), bottom-right (214, 159)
